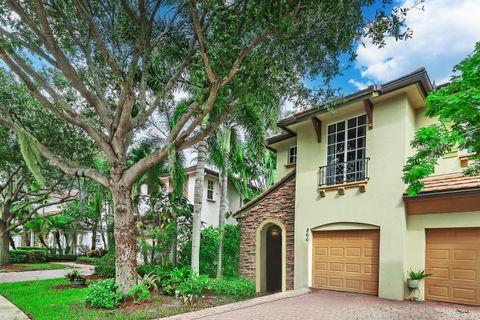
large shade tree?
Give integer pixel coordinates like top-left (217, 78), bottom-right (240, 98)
top-left (0, 0), bottom-right (416, 291)
top-left (403, 42), bottom-right (480, 195)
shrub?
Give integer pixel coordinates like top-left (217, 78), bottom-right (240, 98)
top-left (210, 278), bottom-right (256, 300)
top-left (77, 253), bottom-right (114, 266)
top-left (161, 266), bottom-right (192, 295)
top-left (94, 265), bottom-right (116, 278)
top-left (9, 249), bottom-right (47, 263)
top-left (17, 246), bottom-right (48, 251)
top-left (77, 256), bottom-right (96, 264)
top-left (64, 267), bottom-right (85, 281)
top-left (84, 279), bottom-right (122, 309)
top-left (127, 283), bottom-right (150, 304)
top-left (49, 254), bottom-right (79, 262)
top-left (178, 225), bottom-right (240, 278)
top-left (137, 272), bottom-right (159, 291)
top-left (87, 248), bottom-right (108, 258)
top-left (177, 274), bottom-right (210, 304)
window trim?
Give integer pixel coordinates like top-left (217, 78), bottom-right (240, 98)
top-left (288, 145), bottom-right (297, 165)
top-left (206, 179), bottom-right (214, 201)
top-left (325, 114), bottom-right (368, 185)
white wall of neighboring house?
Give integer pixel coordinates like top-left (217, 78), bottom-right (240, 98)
top-left (185, 170), bottom-right (243, 227)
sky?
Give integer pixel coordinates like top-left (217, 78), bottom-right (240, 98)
top-left (306, 0), bottom-right (480, 94)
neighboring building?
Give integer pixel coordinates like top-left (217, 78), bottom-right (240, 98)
top-left (234, 68), bottom-right (480, 306)
top-left (161, 166), bottom-right (245, 226)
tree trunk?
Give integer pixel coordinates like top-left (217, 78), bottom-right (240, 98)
top-left (91, 223), bottom-right (98, 250)
top-left (216, 172), bottom-right (228, 278)
top-left (9, 234), bottom-right (16, 250)
top-left (112, 183), bottom-right (137, 293)
top-left (55, 231), bottom-right (62, 254)
top-left (0, 224), bottom-right (10, 265)
top-left (191, 139), bottom-right (207, 274)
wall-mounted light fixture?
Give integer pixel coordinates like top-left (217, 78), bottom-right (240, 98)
top-left (270, 226), bottom-right (281, 237)
top-left (306, 228), bottom-right (310, 242)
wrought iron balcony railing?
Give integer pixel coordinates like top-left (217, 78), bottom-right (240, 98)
top-left (319, 158), bottom-right (370, 186)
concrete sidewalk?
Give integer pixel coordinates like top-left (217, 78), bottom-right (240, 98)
top-left (0, 295), bottom-right (29, 320)
top-left (0, 262), bottom-right (94, 284)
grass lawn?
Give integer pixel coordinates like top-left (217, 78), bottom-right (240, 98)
top-left (0, 278), bottom-right (234, 320)
top-left (0, 263), bottom-right (69, 273)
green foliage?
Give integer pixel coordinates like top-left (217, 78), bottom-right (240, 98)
top-left (408, 269), bottom-right (432, 280)
top-left (94, 266), bottom-right (116, 278)
top-left (64, 267), bottom-right (84, 281)
top-left (404, 42), bottom-right (480, 194)
top-left (17, 129), bottom-right (45, 186)
top-left (84, 279), bottom-right (122, 309)
top-left (179, 225), bottom-right (240, 278)
top-left (9, 250), bottom-right (47, 263)
top-left (177, 274), bottom-right (210, 304)
top-left (137, 272), bottom-right (159, 292)
top-left (17, 246), bottom-right (48, 251)
top-left (48, 254), bottom-right (79, 262)
top-left (161, 266), bottom-right (192, 296)
top-left (78, 253), bottom-right (115, 266)
top-left (209, 278), bottom-right (256, 300)
top-left (127, 284), bottom-right (151, 305)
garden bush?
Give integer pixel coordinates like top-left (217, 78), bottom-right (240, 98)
top-left (177, 274), bottom-right (210, 303)
top-left (16, 246), bottom-right (48, 251)
top-left (210, 278), bottom-right (256, 300)
top-left (9, 249), bottom-right (48, 263)
top-left (86, 248), bottom-right (108, 258)
top-left (48, 254), bottom-right (79, 261)
top-left (161, 266), bottom-right (192, 295)
top-left (84, 279), bottom-right (122, 309)
top-left (178, 225), bottom-right (240, 278)
top-left (77, 253), bottom-right (115, 266)
top-left (94, 265), bottom-right (116, 278)
top-left (127, 283), bottom-right (150, 304)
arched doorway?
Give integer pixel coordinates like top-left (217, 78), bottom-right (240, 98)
top-left (255, 219), bottom-right (286, 293)
top-left (266, 225), bottom-right (282, 292)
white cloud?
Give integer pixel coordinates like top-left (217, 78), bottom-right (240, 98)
top-left (355, 0), bottom-right (480, 85)
top-left (348, 79), bottom-right (373, 90)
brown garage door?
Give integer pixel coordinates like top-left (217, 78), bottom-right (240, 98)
top-left (312, 229), bottom-right (379, 295)
top-left (426, 228), bottom-right (480, 306)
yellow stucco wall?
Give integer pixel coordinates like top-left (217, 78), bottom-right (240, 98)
top-left (406, 212), bottom-right (480, 300)
top-left (273, 138), bottom-right (297, 182)
top-left (293, 94), bottom-right (414, 300)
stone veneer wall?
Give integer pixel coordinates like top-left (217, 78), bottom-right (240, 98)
top-left (238, 174), bottom-right (295, 290)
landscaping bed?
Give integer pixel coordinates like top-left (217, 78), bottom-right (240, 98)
top-left (0, 263), bottom-right (69, 273)
top-left (0, 278), bottom-right (238, 320)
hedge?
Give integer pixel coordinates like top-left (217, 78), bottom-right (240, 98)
top-left (10, 250), bottom-right (48, 263)
top-left (48, 254), bottom-right (79, 262)
top-left (16, 246), bottom-right (48, 251)
top-left (94, 265), bottom-right (115, 278)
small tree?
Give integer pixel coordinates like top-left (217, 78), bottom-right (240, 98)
top-left (403, 42), bottom-right (480, 194)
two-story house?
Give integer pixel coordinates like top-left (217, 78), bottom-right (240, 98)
top-left (234, 68), bottom-right (480, 306)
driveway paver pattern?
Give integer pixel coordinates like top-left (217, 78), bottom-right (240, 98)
top-left (163, 289), bottom-right (480, 320)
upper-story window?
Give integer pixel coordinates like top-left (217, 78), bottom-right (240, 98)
top-left (325, 114), bottom-right (367, 185)
top-left (207, 180), bottom-right (214, 200)
top-left (288, 146), bottom-right (297, 164)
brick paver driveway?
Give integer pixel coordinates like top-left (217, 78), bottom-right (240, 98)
top-left (165, 289), bottom-right (480, 320)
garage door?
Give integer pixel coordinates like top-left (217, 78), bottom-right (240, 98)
top-left (426, 228), bottom-right (480, 306)
top-left (312, 229), bottom-right (379, 295)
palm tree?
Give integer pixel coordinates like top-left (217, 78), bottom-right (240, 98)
top-left (191, 138), bottom-right (207, 274)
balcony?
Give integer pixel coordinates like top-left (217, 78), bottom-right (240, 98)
top-left (318, 158), bottom-right (369, 196)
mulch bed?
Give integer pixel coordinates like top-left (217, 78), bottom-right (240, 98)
top-left (0, 264), bottom-right (28, 272)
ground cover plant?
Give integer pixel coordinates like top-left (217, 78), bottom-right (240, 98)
top-left (0, 278), bottom-right (246, 320)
